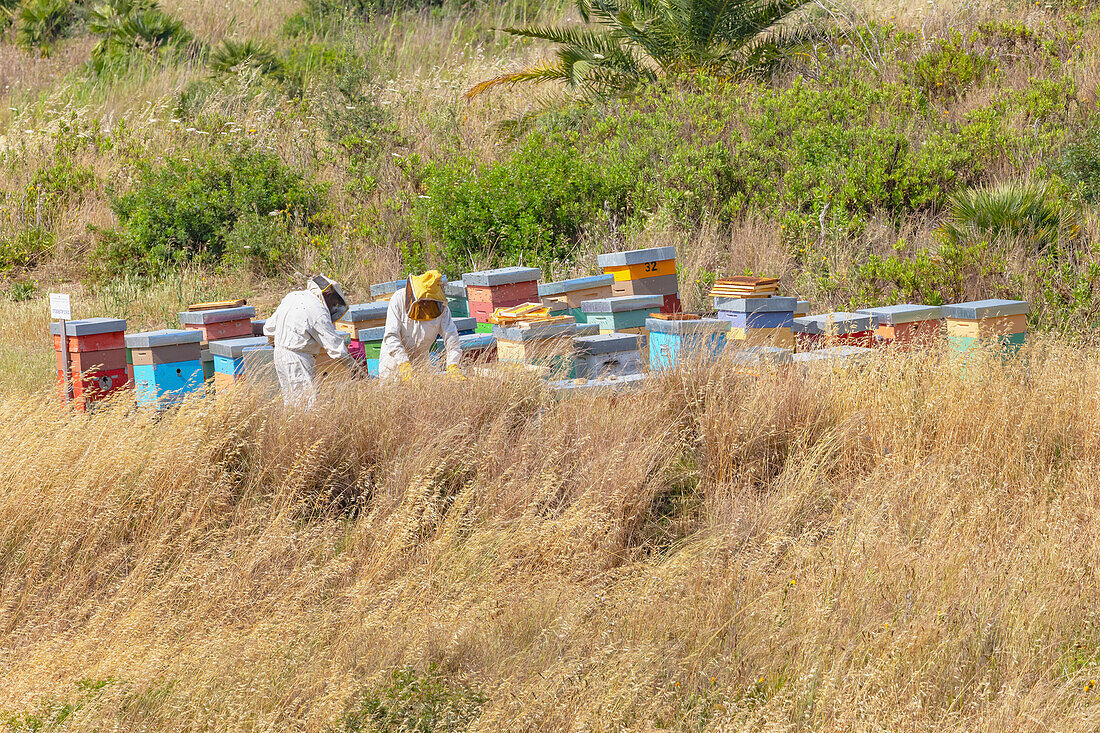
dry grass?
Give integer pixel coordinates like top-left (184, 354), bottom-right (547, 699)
top-left (1, 340), bottom-right (1100, 730)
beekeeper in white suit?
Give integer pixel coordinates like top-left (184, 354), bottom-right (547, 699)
top-left (379, 270), bottom-right (463, 380)
top-left (264, 275), bottom-right (351, 407)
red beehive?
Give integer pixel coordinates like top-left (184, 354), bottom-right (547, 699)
top-left (51, 318), bottom-right (129, 409)
top-left (462, 267), bottom-right (543, 323)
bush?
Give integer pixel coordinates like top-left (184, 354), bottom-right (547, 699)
top-left (0, 227), bottom-right (55, 271)
top-left (87, 0), bottom-right (193, 75)
top-left (16, 0), bottom-right (73, 56)
top-left (1059, 126), bottom-right (1100, 203)
top-left (104, 146), bottom-right (326, 274)
top-left (912, 32), bottom-right (992, 101)
top-left (940, 180), bottom-right (1072, 252)
top-left (344, 666), bottom-right (485, 733)
top-left (413, 131), bottom-right (631, 274)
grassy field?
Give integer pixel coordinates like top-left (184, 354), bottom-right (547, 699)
top-left (3, 342), bottom-right (1100, 730)
top-left (5, 0), bottom-right (1100, 729)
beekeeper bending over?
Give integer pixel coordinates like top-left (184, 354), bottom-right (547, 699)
top-left (264, 275), bottom-right (351, 407)
top-left (379, 270), bottom-right (463, 380)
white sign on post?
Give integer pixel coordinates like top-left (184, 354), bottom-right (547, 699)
top-left (49, 292), bottom-right (71, 321)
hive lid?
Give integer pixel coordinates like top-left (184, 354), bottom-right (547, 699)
top-left (857, 304), bottom-right (943, 325)
top-left (50, 317), bottom-right (127, 336)
top-left (646, 317), bottom-right (731, 335)
top-left (357, 326), bottom-right (386, 342)
top-left (178, 306), bottom-right (256, 325)
top-left (452, 317), bottom-right (476, 332)
top-left (793, 345), bottom-right (876, 363)
top-left (792, 312), bottom-right (873, 335)
top-left (941, 299), bottom-right (1030, 320)
top-left (714, 296), bottom-right (797, 313)
top-left (574, 332), bottom-right (642, 354)
top-left (443, 280), bottom-right (466, 298)
top-left (538, 274), bottom-right (613, 296)
top-left (369, 279), bottom-right (407, 297)
top-left (459, 333), bottom-right (495, 350)
top-left (580, 295), bottom-right (664, 313)
top-left (208, 336), bottom-right (271, 359)
top-left (339, 302), bottom-right (389, 322)
top-left (125, 329), bottom-right (203, 348)
top-left (462, 266), bottom-right (542, 287)
top-left (493, 322), bottom-right (576, 342)
top-left (596, 246), bottom-right (677, 268)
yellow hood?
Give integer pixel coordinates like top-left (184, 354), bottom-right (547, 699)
top-left (406, 270), bottom-right (446, 321)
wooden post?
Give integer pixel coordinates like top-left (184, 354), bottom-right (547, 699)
top-left (59, 318), bottom-right (72, 405)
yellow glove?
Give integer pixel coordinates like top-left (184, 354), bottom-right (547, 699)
top-left (399, 362), bottom-right (413, 382)
top-left (447, 364), bottom-right (466, 381)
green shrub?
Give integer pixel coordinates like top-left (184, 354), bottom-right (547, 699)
top-left (940, 180), bottom-right (1072, 252)
top-left (104, 145), bottom-right (326, 274)
top-left (0, 227), bottom-right (55, 271)
top-left (16, 0), bottom-right (73, 56)
top-left (221, 212), bottom-right (297, 275)
top-left (912, 32), bottom-right (992, 100)
top-left (343, 666), bottom-right (485, 733)
top-left (413, 131), bottom-right (631, 274)
top-left (1059, 126), bottom-right (1100, 203)
top-left (207, 39), bottom-right (280, 76)
top-left (5, 279), bottom-right (39, 302)
top-left (87, 0), bottom-right (193, 75)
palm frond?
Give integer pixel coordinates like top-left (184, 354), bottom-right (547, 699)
top-left (465, 61), bottom-right (572, 99)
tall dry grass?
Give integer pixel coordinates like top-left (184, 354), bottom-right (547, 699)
top-left (2, 339), bottom-right (1100, 730)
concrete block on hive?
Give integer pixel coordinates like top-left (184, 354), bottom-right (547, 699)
top-left (941, 299), bottom-right (1029, 320)
top-left (596, 246), bottom-right (677, 268)
top-left (462, 266), bottom-right (542, 287)
top-left (178, 306), bottom-right (256, 325)
top-left (611, 273), bottom-right (679, 297)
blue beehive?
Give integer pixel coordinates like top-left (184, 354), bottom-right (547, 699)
top-left (209, 336), bottom-right (271, 376)
top-left (647, 318), bottom-right (730, 371)
top-left (125, 329), bottom-right (205, 408)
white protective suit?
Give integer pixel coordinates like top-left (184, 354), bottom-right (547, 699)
top-left (263, 281), bottom-right (351, 407)
top-left (378, 284), bottom-right (462, 379)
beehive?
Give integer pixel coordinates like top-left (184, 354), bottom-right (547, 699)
top-left (444, 280), bottom-right (469, 318)
top-left (597, 246), bottom-right (680, 312)
top-left (52, 317), bottom-right (129, 410)
top-left (580, 295), bottom-right (663, 333)
top-left (539, 274), bottom-right (615, 322)
top-left (492, 319), bottom-right (576, 377)
top-left (942, 299), bottom-right (1029, 356)
top-left (179, 306), bottom-right (256, 344)
top-left (793, 312), bottom-right (874, 350)
top-left (647, 317), bottom-right (730, 371)
top-left (463, 267), bottom-right (542, 323)
top-left (336, 302), bottom-right (389, 337)
top-left (208, 336), bottom-right (271, 393)
top-left (715, 296), bottom-right (796, 349)
top-left (856, 304), bottom-right (943, 348)
top-left (573, 332), bottom-right (643, 379)
top-left (792, 345), bottom-right (876, 373)
top-left (125, 329), bottom-right (205, 409)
